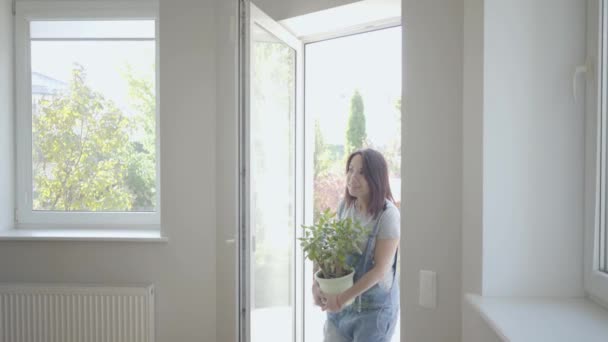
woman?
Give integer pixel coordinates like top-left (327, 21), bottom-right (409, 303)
top-left (313, 148), bottom-right (400, 342)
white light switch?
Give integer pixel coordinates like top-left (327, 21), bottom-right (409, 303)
top-left (419, 270), bottom-right (437, 309)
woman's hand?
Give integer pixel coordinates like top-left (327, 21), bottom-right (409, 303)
top-left (312, 281), bottom-right (324, 307)
top-left (321, 292), bottom-right (343, 313)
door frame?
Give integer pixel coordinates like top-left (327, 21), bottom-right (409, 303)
top-left (237, 1), bottom-right (402, 341)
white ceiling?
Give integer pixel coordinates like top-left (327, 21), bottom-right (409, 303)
top-left (279, 0), bottom-right (401, 41)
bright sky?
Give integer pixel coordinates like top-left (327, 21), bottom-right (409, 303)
top-left (31, 40), bottom-right (155, 114)
top-left (305, 26), bottom-right (401, 147)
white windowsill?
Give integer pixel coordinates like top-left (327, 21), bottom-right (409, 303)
top-left (466, 293), bottom-right (608, 342)
top-left (0, 226), bottom-right (168, 242)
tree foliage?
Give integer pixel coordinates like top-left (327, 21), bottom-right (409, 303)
top-left (384, 98), bottom-right (402, 176)
top-left (344, 90), bottom-right (367, 156)
top-left (32, 63), bottom-right (156, 211)
top-left (123, 65), bottom-right (157, 211)
top-left (314, 119), bottom-right (332, 178)
top-left (33, 65), bottom-right (132, 211)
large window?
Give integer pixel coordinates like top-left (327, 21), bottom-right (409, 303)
top-left (15, 2), bottom-right (159, 226)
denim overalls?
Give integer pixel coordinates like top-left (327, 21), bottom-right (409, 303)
top-left (325, 200), bottom-right (400, 342)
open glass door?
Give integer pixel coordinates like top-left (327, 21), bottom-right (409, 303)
top-left (239, 1), bottom-right (304, 342)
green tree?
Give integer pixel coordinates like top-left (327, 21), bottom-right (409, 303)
top-left (314, 119), bottom-right (332, 178)
top-left (33, 64), bottom-right (132, 211)
top-left (345, 90), bottom-right (367, 156)
top-left (395, 98), bottom-right (401, 136)
top-left (123, 65), bottom-right (157, 211)
top-left (385, 98), bottom-right (402, 176)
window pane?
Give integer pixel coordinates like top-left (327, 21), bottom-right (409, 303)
top-left (250, 24), bottom-right (296, 342)
top-left (30, 20), bottom-right (155, 39)
top-left (31, 37), bottom-right (157, 212)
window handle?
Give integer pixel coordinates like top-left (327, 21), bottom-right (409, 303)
top-left (573, 57), bottom-right (592, 104)
top-left (573, 65), bottom-right (587, 104)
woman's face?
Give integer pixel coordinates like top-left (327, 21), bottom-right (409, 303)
top-left (347, 154), bottom-right (370, 201)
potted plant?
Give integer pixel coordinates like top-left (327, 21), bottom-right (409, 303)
top-left (299, 209), bottom-right (369, 306)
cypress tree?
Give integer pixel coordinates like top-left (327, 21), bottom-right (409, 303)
top-left (345, 90), bottom-right (367, 156)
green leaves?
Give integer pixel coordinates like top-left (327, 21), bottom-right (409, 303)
top-left (32, 63), bottom-right (156, 212)
top-left (122, 63), bottom-right (157, 211)
top-left (298, 209), bottom-right (369, 279)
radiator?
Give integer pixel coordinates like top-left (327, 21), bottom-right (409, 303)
top-left (0, 284), bottom-right (154, 342)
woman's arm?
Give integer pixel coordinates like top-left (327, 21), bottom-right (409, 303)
top-left (322, 237), bottom-right (399, 312)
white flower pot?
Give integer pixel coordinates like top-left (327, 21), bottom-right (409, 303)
top-left (315, 270), bottom-right (355, 306)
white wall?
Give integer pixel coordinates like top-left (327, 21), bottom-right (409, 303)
top-left (462, 0), bottom-right (485, 340)
top-left (463, 0), bottom-right (588, 339)
top-left (0, 0), bottom-right (14, 231)
top-left (0, 0), bottom-right (218, 340)
top-left (402, 1), bottom-right (463, 341)
top-left (483, 0), bottom-right (586, 297)
top-left (215, 0), bottom-right (239, 341)
top-left (462, 0), bottom-right (483, 299)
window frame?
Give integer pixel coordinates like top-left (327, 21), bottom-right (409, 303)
top-left (586, 0), bottom-right (608, 306)
top-left (15, 1), bottom-right (161, 228)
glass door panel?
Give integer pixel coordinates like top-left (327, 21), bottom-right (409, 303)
top-left (249, 19), bottom-right (296, 342)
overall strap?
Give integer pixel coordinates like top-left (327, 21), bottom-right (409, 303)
top-left (337, 199), bottom-right (346, 219)
top-left (357, 202), bottom-right (388, 311)
top-left (390, 245), bottom-right (399, 289)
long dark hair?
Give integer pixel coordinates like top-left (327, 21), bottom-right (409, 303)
top-left (344, 148), bottom-right (395, 218)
